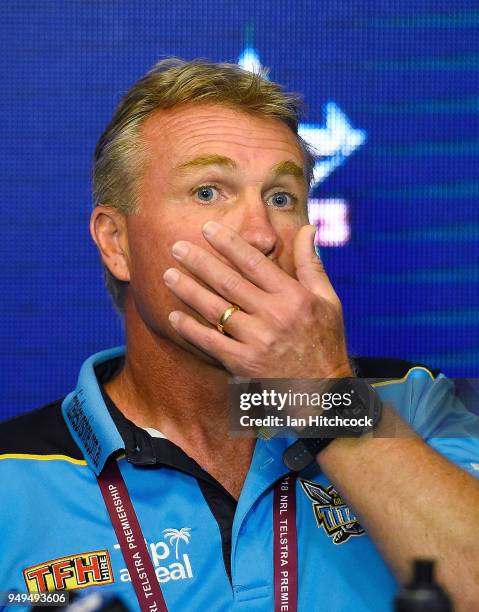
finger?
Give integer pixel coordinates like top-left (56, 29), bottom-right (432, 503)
top-left (293, 225), bottom-right (338, 301)
top-left (163, 267), bottom-right (251, 341)
top-left (167, 309), bottom-right (243, 366)
top-left (201, 221), bottom-right (294, 293)
top-left (171, 240), bottom-right (267, 312)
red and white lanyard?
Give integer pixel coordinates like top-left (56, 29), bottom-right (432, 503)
top-left (97, 459), bottom-right (298, 612)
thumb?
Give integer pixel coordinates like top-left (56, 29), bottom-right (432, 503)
top-left (293, 225), bottom-right (336, 299)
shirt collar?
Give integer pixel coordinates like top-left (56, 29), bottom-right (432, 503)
top-left (60, 345), bottom-right (192, 475)
top-left (61, 346), bottom-right (126, 475)
top-left (61, 346), bottom-right (298, 488)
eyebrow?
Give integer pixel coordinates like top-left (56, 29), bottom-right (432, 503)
top-left (176, 155), bottom-right (305, 182)
top-left (176, 155), bottom-right (237, 173)
top-left (270, 160), bottom-right (305, 180)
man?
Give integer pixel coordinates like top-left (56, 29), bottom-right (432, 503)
top-left (1, 59), bottom-right (479, 611)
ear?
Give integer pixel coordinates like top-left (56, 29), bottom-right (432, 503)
top-left (89, 206), bottom-right (131, 282)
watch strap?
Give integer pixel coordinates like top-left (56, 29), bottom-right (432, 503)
top-left (283, 437), bottom-right (333, 471)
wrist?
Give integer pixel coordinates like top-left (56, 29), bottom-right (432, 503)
top-left (282, 377), bottom-right (383, 471)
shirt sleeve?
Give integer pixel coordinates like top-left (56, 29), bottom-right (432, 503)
top-left (376, 369), bottom-right (479, 479)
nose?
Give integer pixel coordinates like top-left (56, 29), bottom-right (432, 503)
top-left (232, 200), bottom-right (279, 259)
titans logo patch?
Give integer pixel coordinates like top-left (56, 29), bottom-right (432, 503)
top-left (300, 479), bottom-right (365, 544)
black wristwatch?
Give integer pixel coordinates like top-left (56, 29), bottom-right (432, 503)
top-left (283, 377), bottom-right (383, 471)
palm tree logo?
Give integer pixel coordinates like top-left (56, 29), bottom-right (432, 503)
top-left (163, 528), bottom-right (191, 560)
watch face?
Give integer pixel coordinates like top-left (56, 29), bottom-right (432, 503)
top-left (322, 378), bottom-right (383, 438)
top-left (283, 379), bottom-right (383, 471)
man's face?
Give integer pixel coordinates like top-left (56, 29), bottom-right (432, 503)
top-left (124, 102), bottom-right (309, 357)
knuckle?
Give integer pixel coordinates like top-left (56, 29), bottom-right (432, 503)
top-left (284, 289), bottom-right (305, 312)
top-left (296, 289), bottom-right (315, 310)
top-left (201, 328), bottom-right (218, 352)
top-left (244, 252), bottom-right (264, 273)
top-left (265, 301), bottom-right (291, 331)
top-left (293, 292), bottom-right (317, 323)
top-left (240, 351), bottom-right (264, 377)
top-left (267, 292), bottom-right (314, 331)
top-left (257, 331), bottom-right (276, 351)
top-left (271, 312), bottom-right (291, 332)
top-left (220, 272), bottom-right (242, 294)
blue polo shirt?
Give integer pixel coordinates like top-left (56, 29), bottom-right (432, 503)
top-left (1, 346), bottom-right (478, 611)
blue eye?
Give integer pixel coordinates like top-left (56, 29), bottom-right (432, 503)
top-left (268, 192), bottom-right (294, 208)
top-left (195, 185), bottom-right (218, 203)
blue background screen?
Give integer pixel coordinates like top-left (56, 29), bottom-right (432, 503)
top-left (1, 1), bottom-right (478, 420)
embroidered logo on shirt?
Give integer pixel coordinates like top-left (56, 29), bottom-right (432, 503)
top-left (23, 550), bottom-right (114, 593)
top-left (300, 479), bottom-right (365, 544)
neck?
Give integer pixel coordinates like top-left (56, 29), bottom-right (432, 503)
top-left (103, 305), bottom-right (252, 457)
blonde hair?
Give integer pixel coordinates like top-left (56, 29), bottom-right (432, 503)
top-left (92, 58), bottom-right (315, 314)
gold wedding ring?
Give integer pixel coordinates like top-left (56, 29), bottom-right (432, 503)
top-left (217, 304), bottom-right (241, 334)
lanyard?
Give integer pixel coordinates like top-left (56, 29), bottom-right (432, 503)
top-left (98, 459), bottom-right (167, 612)
top-left (97, 459), bottom-right (298, 612)
top-left (273, 473), bottom-right (298, 612)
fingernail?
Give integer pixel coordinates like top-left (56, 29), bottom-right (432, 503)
top-left (169, 311), bottom-right (180, 324)
top-left (314, 244), bottom-right (322, 259)
top-left (202, 221), bottom-right (220, 237)
top-left (163, 268), bottom-right (180, 285)
top-left (172, 241), bottom-right (189, 259)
